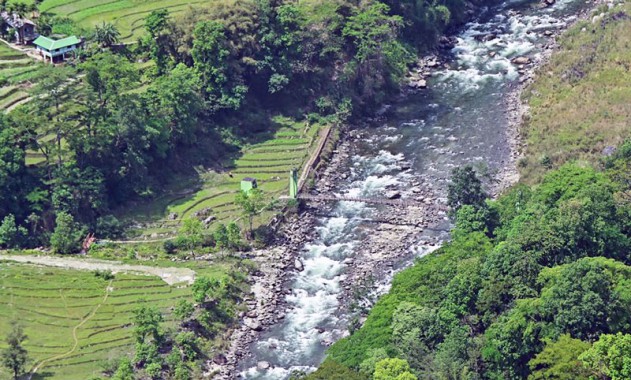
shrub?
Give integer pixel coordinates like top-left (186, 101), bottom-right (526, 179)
top-left (163, 240), bottom-right (177, 254)
top-left (93, 270), bottom-right (114, 281)
top-left (96, 215), bottom-right (123, 239)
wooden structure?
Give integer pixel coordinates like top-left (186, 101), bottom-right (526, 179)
top-left (1, 11), bottom-right (37, 44)
top-left (33, 35), bottom-right (81, 63)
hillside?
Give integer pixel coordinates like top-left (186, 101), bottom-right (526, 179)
top-left (311, 3), bottom-right (631, 380)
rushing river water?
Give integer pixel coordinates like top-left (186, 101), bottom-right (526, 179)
top-left (239, 0), bottom-right (591, 377)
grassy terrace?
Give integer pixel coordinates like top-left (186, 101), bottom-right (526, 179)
top-left (0, 261), bottom-right (231, 380)
top-left (0, 42), bottom-right (45, 113)
top-left (122, 116), bottom-right (325, 239)
top-left (520, 3), bottom-right (631, 182)
top-left (32, 0), bottom-right (208, 41)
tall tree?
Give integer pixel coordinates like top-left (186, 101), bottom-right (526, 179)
top-left (50, 211), bottom-right (83, 254)
top-left (192, 20), bottom-right (247, 110)
top-left (1, 321), bottom-right (28, 380)
top-left (580, 333), bottom-right (631, 380)
top-left (234, 188), bottom-right (266, 236)
top-left (447, 165), bottom-right (487, 215)
top-left (145, 9), bottom-right (173, 74)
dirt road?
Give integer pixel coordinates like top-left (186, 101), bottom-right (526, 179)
top-left (0, 254), bottom-right (195, 285)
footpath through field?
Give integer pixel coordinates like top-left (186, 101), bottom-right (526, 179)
top-left (0, 254), bottom-right (195, 285)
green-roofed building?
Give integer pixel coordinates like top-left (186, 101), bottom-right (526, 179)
top-left (33, 35), bottom-right (82, 64)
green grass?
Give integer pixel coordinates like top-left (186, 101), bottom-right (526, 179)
top-left (31, 0), bottom-right (210, 41)
top-left (0, 261), bottom-right (225, 380)
top-left (120, 116), bottom-right (326, 239)
top-left (519, 3), bottom-right (631, 183)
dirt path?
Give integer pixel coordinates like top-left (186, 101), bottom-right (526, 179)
top-left (0, 254), bottom-right (195, 285)
top-left (28, 280), bottom-right (114, 379)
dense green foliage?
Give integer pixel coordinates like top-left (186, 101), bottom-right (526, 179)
top-left (320, 141), bottom-right (631, 379)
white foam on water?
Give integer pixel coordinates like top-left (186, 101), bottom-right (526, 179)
top-left (241, 1), bottom-right (586, 377)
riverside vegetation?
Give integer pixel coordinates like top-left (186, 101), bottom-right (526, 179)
top-left (305, 3), bottom-right (631, 380)
top-left (0, 0), bottom-right (502, 379)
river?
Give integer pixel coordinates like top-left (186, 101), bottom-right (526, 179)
top-left (239, 0), bottom-right (591, 377)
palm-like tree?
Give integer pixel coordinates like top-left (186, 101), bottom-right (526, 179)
top-left (94, 22), bottom-right (121, 48)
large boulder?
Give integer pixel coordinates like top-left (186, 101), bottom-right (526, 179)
top-left (511, 56), bottom-right (531, 65)
top-left (244, 318), bottom-right (262, 331)
top-left (257, 361), bottom-right (271, 371)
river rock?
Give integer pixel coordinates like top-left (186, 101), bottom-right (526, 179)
top-left (294, 259), bottom-right (304, 271)
top-left (544, 0), bottom-right (555, 6)
top-left (409, 79), bottom-right (427, 89)
top-left (426, 59), bottom-right (439, 68)
top-left (385, 191), bottom-right (401, 200)
top-left (512, 56), bottom-right (531, 65)
top-left (213, 354), bottom-right (227, 365)
top-left (257, 361), bottom-right (271, 370)
top-left (244, 318), bottom-right (262, 331)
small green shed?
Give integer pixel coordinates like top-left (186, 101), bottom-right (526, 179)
top-left (240, 177), bottom-right (258, 193)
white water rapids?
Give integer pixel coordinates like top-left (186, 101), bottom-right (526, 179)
top-left (239, 0), bottom-right (593, 377)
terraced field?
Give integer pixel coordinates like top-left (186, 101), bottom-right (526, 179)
top-left (124, 117), bottom-right (326, 239)
top-left (38, 0), bottom-right (208, 41)
top-left (0, 42), bottom-right (44, 113)
top-left (0, 261), bottom-right (221, 379)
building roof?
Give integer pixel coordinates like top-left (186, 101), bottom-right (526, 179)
top-left (242, 177), bottom-right (257, 182)
top-left (33, 35), bottom-right (80, 51)
top-left (1, 11), bottom-right (35, 28)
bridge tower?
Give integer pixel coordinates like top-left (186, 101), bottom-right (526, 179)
top-left (289, 168), bottom-right (299, 199)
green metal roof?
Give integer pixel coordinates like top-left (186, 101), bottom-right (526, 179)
top-left (33, 35), bottom-right (80, 51)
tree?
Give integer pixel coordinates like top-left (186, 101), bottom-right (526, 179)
top-left (145, 9), bottom-right (173, 74)
top-left (342, 2), bottom-right (410, 106)
top-left (1, 321), bottom-right (28, 380)
top-left (580, 333), bottom-right (631, 380)
top-left (147, 64), bottom-right (202, 145)
top-left (539, 259), bottom-right (616, 340)
top-left (50, 211), bottom-right (83, 254)
top-left (112, 357), bottom-right (134, 380)
top-left (213, 224), bottom-right (229, 249)
top-left (94, 22), bottom-right (121, 48)
top-left (0, 214), bottom-right (26, 248)
top-left (0, 123), bottom-right (27, 220)
top-left (132, 305), bottom-right (163, 344)
top-left (301, 360), bottom-right (366, 380)
top-left (226, 222), bottom-right (242, 248)
top-left (191, 276), bottom-right (224, 304)
top-left (192, 20), bottom-right (247, 110)
top-left (179, 218), bottom-right (203, 249)
top-left (30, 66), bottom-right (74, 174)
top-left (528, 335), bottom-right (591, 380)
top-left (373, 358), bottom-right (418, 380)
top-left (447, 165), bottom-right (487, 215)
top-left (234, 188), bottom-right (266, 236)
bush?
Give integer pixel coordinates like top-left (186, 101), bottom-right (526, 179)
top-left (93, 270), bottom-right (114, 281)
top-left (163, 240), bottom-right (177, 254)
top-left (50, 212), bottom-right (84, 254)
top-left (253, 225), bottom-right (274, 247)
top-left (96, 215), bottom-right (123, 239)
